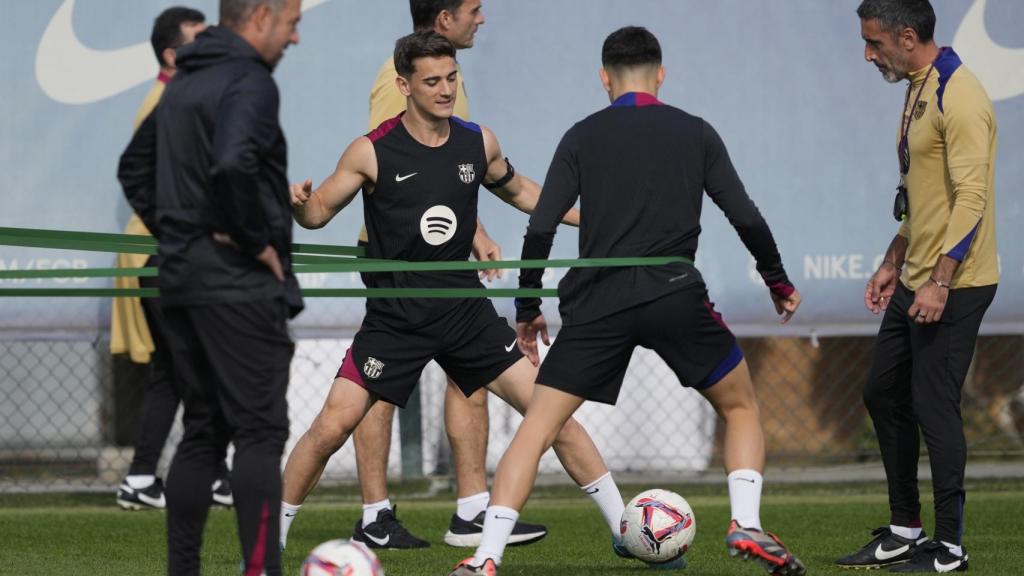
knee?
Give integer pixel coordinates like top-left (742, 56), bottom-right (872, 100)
top-left (863, 380), bottom-right (887, 415)
top-left (307, 413), bottom-right (351, 456)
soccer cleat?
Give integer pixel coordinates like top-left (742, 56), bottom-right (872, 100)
top-left (351, 506), bottom-right (430, 549)
top-left (211, 476), bottom-right (234, 508)
top-left (448, 557), bottom-right (498, 576)
top-left (888, 541), bottom-right (968, 573)
top-left (836, 526), bottom-right (929, 570)
top-left (116, 477), bottom-right (166, 510)
top-left (443, 511), bottom-right (548, 547)
top-left (726, 520), bottom-right (806, 575)
top-left (612, 537), bottom-right (688, 570)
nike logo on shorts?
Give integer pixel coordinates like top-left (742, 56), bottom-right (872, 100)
top-left (395, 172), bottom-right (418, 182)
top-left (669, 273), bottom-right (689, 282)
top-left (505, 339), bottom-right (518, 352)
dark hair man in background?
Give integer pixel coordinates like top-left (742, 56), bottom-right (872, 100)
top-left (118, 0), bottom-right (304, 573)
top-left (839, 1), bottom-right (998, 572)
top-left (282, 0), bottom-right (544, 553)
top-left (451, 26), bottom-right (805, 576)
top-left (112, 6), bottom-right (235, 514)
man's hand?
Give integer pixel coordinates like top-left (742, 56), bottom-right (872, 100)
top-left (516, 315), bottom-right (550, 366)
top-left (865, 262), bottom-right (900, 315)
top-left (290, 179), bottom-right (313, 207)
top-left (908, 280), bottom-right (947, 324)
top-left (771, 287), bottom-right (802, 324)
top-left (256, 244), bottom-right (285, 282)
top-left (473, 225), bottom-right (502, 282)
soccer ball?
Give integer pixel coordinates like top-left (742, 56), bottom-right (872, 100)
top-left (301, 539), bottom-right (385, 576)
top-left (619, 489), bottom-right (696, 564)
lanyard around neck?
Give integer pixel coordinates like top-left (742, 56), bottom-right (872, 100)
top-left (898, 64), bottom-right (934, 176)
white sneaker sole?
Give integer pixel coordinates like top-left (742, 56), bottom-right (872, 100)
top-left (443, 529), bottom-right (546, 548)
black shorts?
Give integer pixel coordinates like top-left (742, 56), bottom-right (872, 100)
top-left (337, 298), bottom-right (522, 407)
top-left (538, 284), bottom-right (741, 405)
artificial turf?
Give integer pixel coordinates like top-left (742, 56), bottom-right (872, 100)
top-left (2, 479), bottom-right (1022, 575)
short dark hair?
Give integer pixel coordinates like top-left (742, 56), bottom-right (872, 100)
top-left (409, 0), bottom-right (464, 31)
top-left (394, 31), bottom-right (457, 78)
top-left (219, 0), bottom-right (286, 29)
top-left (151, 7), bottom-right (205, 67)
top-left (857, 0), bottom-right (936, 42)
top-left (601, 26), bottom-right (662, 69)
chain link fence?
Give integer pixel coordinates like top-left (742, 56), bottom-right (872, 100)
top-left (2, 332), bottom-right (1022, 492)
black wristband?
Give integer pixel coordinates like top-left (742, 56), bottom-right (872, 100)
top-left (483, 157), bottom-right (515, 190)
top-left (515, 297), bottom-right (542, 323)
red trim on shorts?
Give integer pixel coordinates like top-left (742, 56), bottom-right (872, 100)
top-left (244, 501), bottom-right (270, 576)
top-left (703, 299), bottom-right (731, 331)
top-left (337, 346), bottom-right (366, 388)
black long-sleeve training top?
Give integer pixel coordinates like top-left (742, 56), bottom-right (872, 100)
top-left (118, 26), bottom-right (302, 315)
top-left (517, 92), bottom-right (793, 326)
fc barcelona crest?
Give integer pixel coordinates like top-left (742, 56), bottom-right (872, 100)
top-left (363, 357), bottom-right (385, 380)
top-left (458, 163), bottom-right (476, 184)
top-left (913, 100), bottom-right (928, 120)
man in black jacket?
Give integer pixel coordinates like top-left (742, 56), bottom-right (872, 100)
top-left (118, 0), bottom-right (303, 574)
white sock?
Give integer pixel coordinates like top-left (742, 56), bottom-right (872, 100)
top-left (362, 498), bottom-right (392, 527)
top-left (727, 469), bottom-right (763, 531)
top-left (125, 474), bottom-right (156, 489)
top-left (473, 506), bottom-right (518, 566)
top-left (456, 491), bottom-right (490, 521)
top-left (890, 524), bottom-right (923, 540)
top-left (280, 502), bottom-right (302, 548)
top-left (941, 541), bottom-right (963, 557)
top-left (581, 472), bottom-right (625, 539)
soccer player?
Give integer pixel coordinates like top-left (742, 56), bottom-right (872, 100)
top-left (112, 6), bottom-right (234, 513)
top-left (278, 31), bottom-right (627, 557)
top-left (301, 0), bottom-right (544, 551)
top-left (451, 26), bottom-right (806, 576)
top-left (838, 1), bottom-right (998, 572)
top-left (118, 0), bottom-right (304, 573)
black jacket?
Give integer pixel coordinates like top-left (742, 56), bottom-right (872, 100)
top-left (118, 26), bottom-right (302, 316)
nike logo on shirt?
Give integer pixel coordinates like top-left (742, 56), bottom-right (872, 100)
top-left (395, 173), bottom-right (418, 182)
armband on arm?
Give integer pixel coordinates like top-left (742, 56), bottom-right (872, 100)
top-left (483, 157), bottom-right (515, 190)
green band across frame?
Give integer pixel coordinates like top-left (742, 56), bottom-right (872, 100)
top-left (0, 226), bottom-right (691, 298)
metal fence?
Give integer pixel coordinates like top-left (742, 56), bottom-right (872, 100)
top-left (1, 333), bottom-right (1022, 492)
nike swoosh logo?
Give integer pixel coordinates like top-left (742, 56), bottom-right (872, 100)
top-left (395, 173), bottom-right (419, 182)
top-left (363, 532), bottom-right (390, 546)
top-left (36, 0), bottom-right (334, 105)
top-left (494, 515), bottom-right (516, 521)
top-left (953, 0), bottom-right (1024, 102)
top-left (138, 492), bottom-right (166, 508)
top-left (669, 273), bottom-right (689, 282)
top-left (284, 513), bottom-right (297, 517)
top-left (504, 338), bottom-right (518, 352)
top-left (734, 477), bottom-right (756, 484)
top-left (874, 543), bottom-right (909, 561)
top-left (934, 557), bottom-right (963, 572)
top-left (585, 487), bottom-right (600, 495)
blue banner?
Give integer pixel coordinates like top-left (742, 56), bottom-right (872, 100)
top-left (1, 0), bottom-right (1021, 335)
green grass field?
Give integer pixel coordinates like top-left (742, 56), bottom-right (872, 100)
top-left (3, 479), bottom-right (1022, 575)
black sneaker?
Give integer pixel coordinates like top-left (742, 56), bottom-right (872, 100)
top-left (351, 506), bottom-right (430, 549)
top-left (837, 527), bottom-right (929, 570)
top-left (211, 476), bottom-right (233, 508)
top-left (116, 477), bottom-right (166, 510)
top-left (889, 541), bottom-right (968, 573)
top-left (443, 511), bottom-right (548, 547)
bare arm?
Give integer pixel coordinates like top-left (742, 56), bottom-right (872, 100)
top-left (292, 137), bottom-right (377, 229)
top-left (480, 126), bottom-right (580, 226)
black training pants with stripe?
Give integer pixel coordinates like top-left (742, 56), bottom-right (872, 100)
top-left (162, 300), bottom-right (293, 576)
top-left (863, 282), bottom-right (996, 545)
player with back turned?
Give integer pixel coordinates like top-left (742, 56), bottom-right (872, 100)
top-left (451, 26), bottom-right (806, 576)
